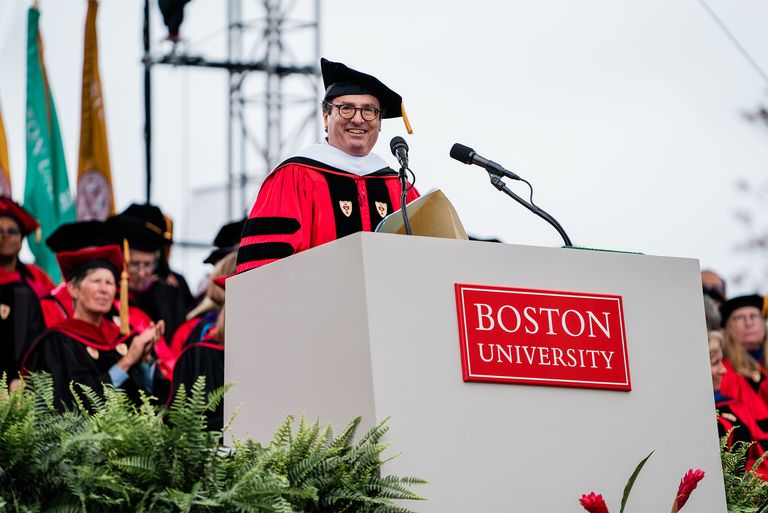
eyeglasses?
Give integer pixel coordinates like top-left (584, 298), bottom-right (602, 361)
top-left (127, 260), bottom-right (156, 272)
top-left (0, 228), bottom-right (21, 238)
top-left (326, 103), bottom-right (381, 121)
top-left (730, 312), bottom-right (763, 325)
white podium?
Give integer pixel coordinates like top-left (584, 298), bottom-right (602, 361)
top-left (225, 232), bottom-right (725, 512)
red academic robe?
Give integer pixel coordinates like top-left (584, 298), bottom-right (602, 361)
top-left (17, 262), bottom-right (56, 298)
top-left (717, 393), bottom-right (768, 478)
top-left (236, 157), bottom-right (420, 273)
top-left (719, 360), bottom-right (768, 420)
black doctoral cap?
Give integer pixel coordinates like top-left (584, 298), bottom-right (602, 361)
top-left (321, 57), bottom-right (412, 133)
top-left (120, 203), bottom-right (173, 244)
top-left (45, 220), bottom-right (119, 253)
top-left (720, 294), bottom-right (766, 327)
top-left (213, 218), bottom-right (246, 248)
top-left (203, 218), bottom-right (247, 265)
top-left (109, 214), bottom-right (166, 253)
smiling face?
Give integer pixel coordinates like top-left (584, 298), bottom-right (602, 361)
top-left (323, 94), bottom-right (381, 156)
top-left (69, 267), bottom-right (116, 318)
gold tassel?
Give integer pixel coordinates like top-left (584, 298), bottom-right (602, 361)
top-left (34, 227), bottom-right (41, 244)
top-left (119, 239), bottom-right (130, 335)
top-left (763, 296), bottom-right (768, 319)
top-left (401, 102), bottom-right (413, 135)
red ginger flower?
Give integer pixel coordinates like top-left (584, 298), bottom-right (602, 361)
top-left (672, 469), bottom-right (705, 512)
top-left (579, 492), bottom-right (610, 513)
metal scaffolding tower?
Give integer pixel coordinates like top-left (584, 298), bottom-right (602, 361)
top-left (143, 0), bottom-right (321, 220)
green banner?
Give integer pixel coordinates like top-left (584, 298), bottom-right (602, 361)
top-left (24, 7), bottom-right (75, 283)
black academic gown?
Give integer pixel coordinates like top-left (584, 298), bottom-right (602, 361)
top-left (0, 270), bottom-right (45, 382)
top-left (21, 318), bottom-right (146, 410)
top-left (170, 340), bottom-right (224, 431)
top-left (131, 279), bottom-right (188, 342)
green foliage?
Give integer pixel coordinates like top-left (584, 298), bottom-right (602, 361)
top-left (721, 431), bottom-right (768, 512)
top-left (619, 451), bottom-right (653, 513)
top-left (0, 373), bottom-right (425, 513)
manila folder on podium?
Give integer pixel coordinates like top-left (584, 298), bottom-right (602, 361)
top-left (375, 188), bottom-right (468, 239)
top-left (225, 233), bottom-right (725, 512)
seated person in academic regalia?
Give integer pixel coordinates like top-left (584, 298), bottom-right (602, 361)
top-left (169, 275), bottom-right (227, 431)
top-left (194, 217), bottom-right (246, 304)
top-left (0, 197), bottom-right (56, 298)
top-left (0, 268), bottom-right (45, 390)
top-left (39, 220), bottom-right (119, 326)
top-left (712, 330), bottom-right (768, 478)
top-left (156, 211), bottom-right (195, 310)
top-left (39, 219), bottom-right (175, 401)
top-left (169, 251), bottom-right (236, 370)
top-left (111, 205), bottom-right (190, 342)
top-left (119, 203), bottom-right (194, 310)
top-left (719, 295), bottom-right (768, 409)
top-left (20, 245), bottom-right (164, 409)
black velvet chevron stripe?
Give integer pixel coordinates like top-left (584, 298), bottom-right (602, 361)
top-left (237, 242), bottom-right (295, 265)
top-left (242, 217), bottom-right (301, 237)
top-left (364, 178), bottom-right (393, 225)
top-left (321, 172), bottom-right (362, 238)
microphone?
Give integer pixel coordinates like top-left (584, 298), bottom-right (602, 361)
top-left (390, 136), bottom-right (410, 169)
top-left (450, 143), bottom-right (521, 181)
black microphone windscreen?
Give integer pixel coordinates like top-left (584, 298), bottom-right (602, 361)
top-left (450, 143), bottom-right (474, 165)
top-left (390, 136), bottom-right (408, 155)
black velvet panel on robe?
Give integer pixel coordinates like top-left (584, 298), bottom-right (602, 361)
top-left (131, 280), bottom-right (188, 341)
top-left (22, 322), bottom-right (146, 410)
top-left (171, 342), bottom-right (224, 431)
top-left (0, 280), bottom-right (45, 382)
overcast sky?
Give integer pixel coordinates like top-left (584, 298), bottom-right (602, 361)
top-left (1, 0), bottom-right (768, 294)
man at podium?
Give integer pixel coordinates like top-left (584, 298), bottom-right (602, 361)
top-left (236, 58), bottom-right (420, 273)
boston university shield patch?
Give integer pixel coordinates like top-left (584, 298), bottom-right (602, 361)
top-left (87, 347), bottom-right (100, 360)
top-left (339, 201), bottom-right (353, 218)
top-left (375, 201), bottom-right (388, 218)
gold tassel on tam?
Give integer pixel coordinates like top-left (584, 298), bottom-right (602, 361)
top-left (401, 103), bottom-right (413, 135)
top-left (119, 239), bottom-right (130, 335)
top-left (34, 226), bottom-right (42, 244)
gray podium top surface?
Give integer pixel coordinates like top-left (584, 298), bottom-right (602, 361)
top-left (226, 232), bottom-right (724, 512)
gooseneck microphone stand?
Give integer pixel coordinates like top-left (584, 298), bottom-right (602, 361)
top-left (488, 174), bottom-right (572, 247)
top-left (399, 165), bottom-right (413, 236)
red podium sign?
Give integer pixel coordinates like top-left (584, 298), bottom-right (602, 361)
top-left (455, 283), bottom-right (631, 391)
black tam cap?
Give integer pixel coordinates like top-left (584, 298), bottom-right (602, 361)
top-left (321, 58), bottom-right (406, 122)
top-left (213, 218), bottom-right (246, 248)
top-left (203, 247), bottom-right (234, 265)
top-left (120, 203), bottom-right (172, 244)
top-left (46, 220), bottom-right (119, 253)
top-left (109, 214), bottom-right (166, 253)
top-left (720, 294), bottom-right (766, 327)
top-left (204, 218), bottom-right (247, 265)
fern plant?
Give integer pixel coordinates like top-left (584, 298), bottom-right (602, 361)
top-left (0, 373), bottom-right (425, 513)
top-left (720, 433), bottom-right (768, 513)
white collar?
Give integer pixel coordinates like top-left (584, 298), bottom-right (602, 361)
top-left (292, 140), bottom-right (390, 176)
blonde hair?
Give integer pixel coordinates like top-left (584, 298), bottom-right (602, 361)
top-left (185, 251), bottom-right (236, 320)
top-left (708, 330), bottom-right (723, 358)
top-left (722, 326), bottom-right (764, 381)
